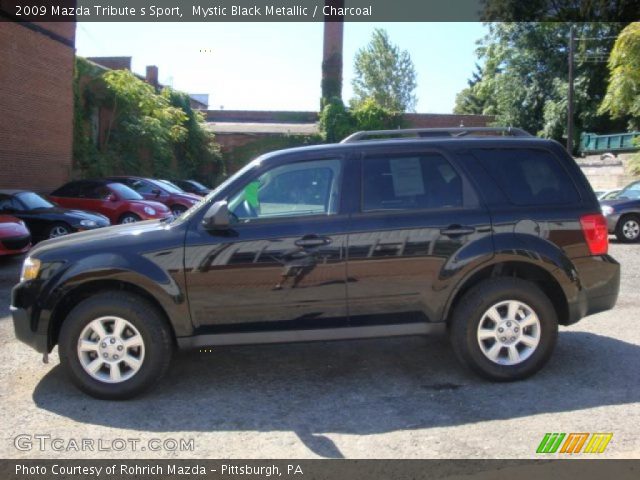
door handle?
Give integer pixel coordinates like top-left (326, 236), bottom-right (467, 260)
top-left (440, 225), bottom-right (475, 237)
top-left (295, 235), bottom-right (331, 248)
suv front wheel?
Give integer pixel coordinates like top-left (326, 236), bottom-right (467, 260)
top-left (449, 278), bottom-right (558, 381)
top-left (58, 291), bottom-right (173, 400)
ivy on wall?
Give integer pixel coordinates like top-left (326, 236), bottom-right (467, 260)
top-left (220, 134), bottom-right (323, 179)
top-left (73, 57), bottom-right (222, 183)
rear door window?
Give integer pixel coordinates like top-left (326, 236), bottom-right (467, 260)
top-left (472, 148), bottom-right (579, 206)
top-left (361, 153), bottom-right (463, 212)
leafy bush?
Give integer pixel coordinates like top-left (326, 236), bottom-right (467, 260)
top-left (319, 97), bottom-right (401, 143)
top-left (351, 98), bottom-right (402, 132)
top-left (319, 97), bottom-right (355, 143)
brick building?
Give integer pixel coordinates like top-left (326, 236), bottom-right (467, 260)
top-left (0, 19), bottom-right (76, 191)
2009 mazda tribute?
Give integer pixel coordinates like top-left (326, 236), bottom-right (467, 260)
top-left (12, 128), bottom-right (620, 399)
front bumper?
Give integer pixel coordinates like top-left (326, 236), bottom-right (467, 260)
top-left (11, 281), bottom-right (50, 353)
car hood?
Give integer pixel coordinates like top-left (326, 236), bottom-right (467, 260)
top-left (29, 219), bottom-right (172, 257)
top-left (29, 207), bottom-right (109, 222)
top-left (174, 192), bottom-right (201, 202)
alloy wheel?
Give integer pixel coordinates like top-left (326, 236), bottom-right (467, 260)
top-left (77, 316), bottom-right (145, 383)
top-left (476, 300), bottom-right (541, 366)
top-left (622, 219), bottom-right (640, 240)
top-left (49, 225), bottom-right (70, 238)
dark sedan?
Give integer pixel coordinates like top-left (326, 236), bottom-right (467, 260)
top-left (167, 179), bottom-right (211, 197)
top-left (601, 180), bottom-right (640, 243)
top-left (0, 190), bottom-right (110, 241)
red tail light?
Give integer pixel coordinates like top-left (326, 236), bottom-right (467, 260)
top-left (580, 213), bottom-right (609, 255)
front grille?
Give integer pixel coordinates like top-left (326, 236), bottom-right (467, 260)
top-left (2, 234), bottom-right (31, 251)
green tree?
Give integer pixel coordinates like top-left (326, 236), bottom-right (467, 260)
top-left (454, 64), bottom-right (488, 115)
top-left (456, 22), bottom-right (629, 146)
top-left (599, 22), bottom-right (640, 130)
top-left (351, 28), bottom-right (417, 113)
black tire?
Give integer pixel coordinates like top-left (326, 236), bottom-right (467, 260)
top-left (58, 291), bottom-right (173, 400)
top-left (615, 214), bottom-right (640, 243)
top-left (170, 205), bottom-right (187, 216)
top-left (118, 212), bottom-right (141, 224)
top-left (48, 222), bottom-right (72, 239)
top-left (449, 278), bottom-right (558, 381)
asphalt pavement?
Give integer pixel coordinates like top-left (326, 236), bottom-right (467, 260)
top-left (1, 242), bottom-right (638, 459)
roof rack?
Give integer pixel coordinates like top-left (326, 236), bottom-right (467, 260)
top-left (340, 127), bottom-right (533, 143)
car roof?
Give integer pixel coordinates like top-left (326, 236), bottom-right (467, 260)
top-left (256, 136), bottom-right (563, 162)
top-left (0, 189), bottom-right (30, 195)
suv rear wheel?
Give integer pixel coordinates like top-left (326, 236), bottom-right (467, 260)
top-left (58, 292), bottom-right (173, 400)
top-left (449, 278), bottom-right (558, 381)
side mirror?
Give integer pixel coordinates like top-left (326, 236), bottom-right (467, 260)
top-left (106, 193), bottom-right (117, 202)
top-left (152, 189), bottom-right (162, 197)
top-left (202, 201), bottom-right (230, 230)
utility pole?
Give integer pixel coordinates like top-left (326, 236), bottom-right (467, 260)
top-left (567, 25), bottom-right (575, 154)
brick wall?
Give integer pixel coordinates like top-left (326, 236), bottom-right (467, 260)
top-left (206, 110), bottom-right (493, 128)
top-left (0, 21), bottom-right (76, 192)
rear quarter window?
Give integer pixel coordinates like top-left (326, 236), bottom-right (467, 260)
top-left (472, 148), bottom-right (580, 206)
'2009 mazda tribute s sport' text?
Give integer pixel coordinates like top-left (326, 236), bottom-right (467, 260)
top-left (12, 128), bottom-right (620, 399)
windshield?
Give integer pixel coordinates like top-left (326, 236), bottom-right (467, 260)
top-left (17, 192), bottom-right (55, 209)
top-left (176, 159), bottom-right (260, 223)
top-left (619, 182), bottom-right (640, 200)
top-left (159, 179), bottom-right (184, 192)
top-left (151, 179), bottom-right (182, 194)
top-left (107, 183), bottom-right (144, 201)
top-left (188, 180), bottom-right (207, 190)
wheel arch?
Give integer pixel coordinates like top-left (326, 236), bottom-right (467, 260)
top-left (443, 260), bottom-right (570, 326)
top-left (48, 279), bottom-right (178, 351)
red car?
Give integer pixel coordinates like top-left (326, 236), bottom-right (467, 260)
top-left (106, 176), bottom-right (201, 216)
top-left (0, 215), bottom-right (31, 256)
top-left (50, 180), bottom-right (172, 224)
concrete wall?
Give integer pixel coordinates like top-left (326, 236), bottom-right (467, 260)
top-left (577, 153), bottom-right (639, 190)
top-left (0, 21), bottom-right (76, 192)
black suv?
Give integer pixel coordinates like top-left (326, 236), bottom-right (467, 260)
top-left (12, 128), bottom-right (620, 399)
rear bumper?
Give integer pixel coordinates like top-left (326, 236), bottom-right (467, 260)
top-left (565, 254), bottom-right (620, 325)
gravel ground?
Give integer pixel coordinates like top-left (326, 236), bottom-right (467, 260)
top-left (0, 242), bottom-right (638, 459)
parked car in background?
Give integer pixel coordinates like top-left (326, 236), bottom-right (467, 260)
top-left (0, 190), bottom-right (109, 241)
top-left (0, 215), bottom-right (31, 256)
top-left (106, 176), bottom-right (201, 216)
top-left (597, 189), bottom-right (621, 201)
top-left (601, 180), bottom-right (640, 242)
top-left (50, 180), bottom-right (171, 225)
top-left (168, 179), bottom-right (211, 197)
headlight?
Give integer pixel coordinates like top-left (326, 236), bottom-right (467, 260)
top-left (144, 206), bottom-right (156, 215)
top-left (79, 219), bottom-right (97, 227)
top-left (601, 205), bottom-right (614, 216)
top-left (20, 257), bottom-right (41, 282)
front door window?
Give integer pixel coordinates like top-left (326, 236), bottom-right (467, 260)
top-left (228, 159), bottom-right (342, 221)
